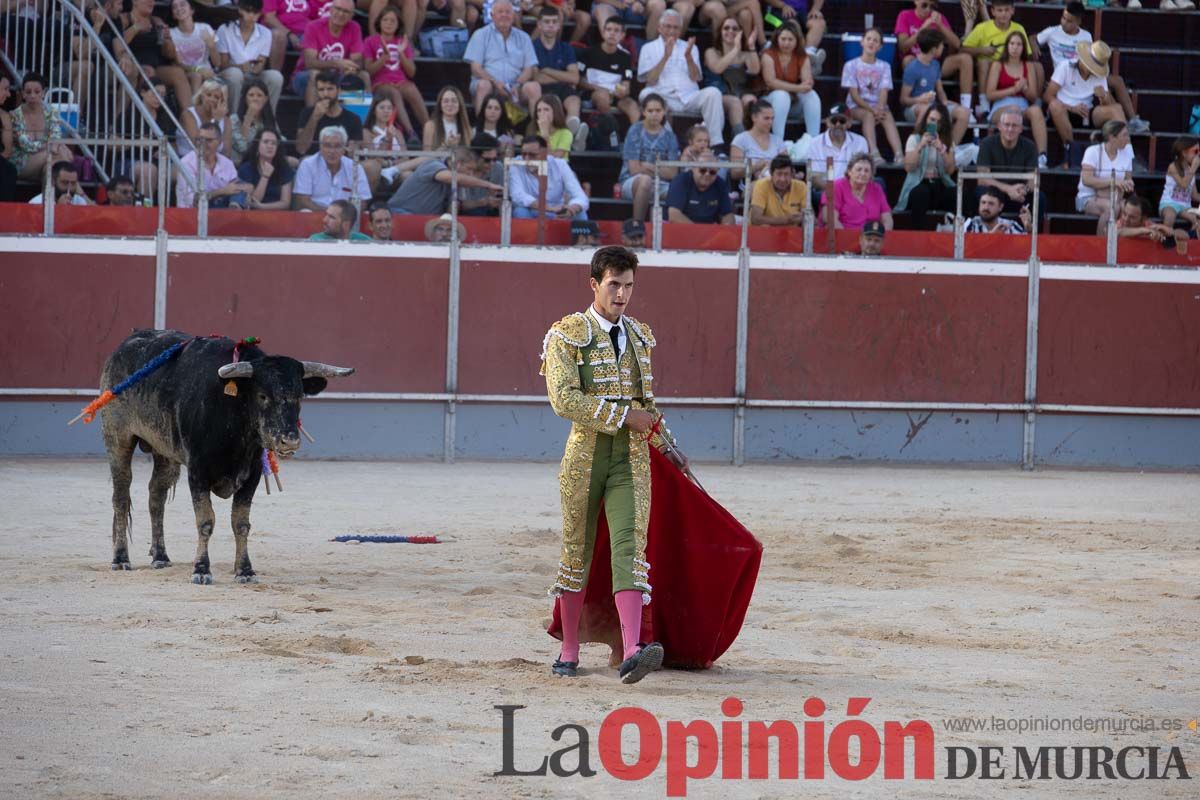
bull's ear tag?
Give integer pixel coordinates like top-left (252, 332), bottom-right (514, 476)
top-left (224, 380), bottom-right (239, 397)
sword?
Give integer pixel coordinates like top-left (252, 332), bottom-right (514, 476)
top-left (661, 435), bottom-right (707, 495)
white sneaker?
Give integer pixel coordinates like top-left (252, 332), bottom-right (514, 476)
top-left (1126, 0), bottom-right (1141, 6)
top-left (1161, 0), bottom-right (1179, 8)
top-left (1175, 0), bottom-right (1195, 7)
top-left (1037, 153), bottom-right (1048, 169)
top-left (1127, 116), bottom-right (1151, 134)
top-left (572, 123), bottom-right (589, 152)
top-left (807, 47), bottom-right (826, 76)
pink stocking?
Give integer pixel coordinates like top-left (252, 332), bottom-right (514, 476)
top-left (557, 590), bottom-right (585, 662)
top-left (614, 590), bottom-right (644, 661)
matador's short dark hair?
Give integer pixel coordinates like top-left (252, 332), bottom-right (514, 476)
top-left (590, 245), bottom-right (639, 282)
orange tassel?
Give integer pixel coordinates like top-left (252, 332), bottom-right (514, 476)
top-left (69, 390), bottom-right (115, 426)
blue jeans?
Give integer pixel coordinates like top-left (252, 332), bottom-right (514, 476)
top-left (210, 192), bottom-right (248, 209)
top-left (514, 206), bottom-right (588, 220)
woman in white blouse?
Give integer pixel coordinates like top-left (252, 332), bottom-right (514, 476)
top-left (1075, 119), bottom-right (1135, 233)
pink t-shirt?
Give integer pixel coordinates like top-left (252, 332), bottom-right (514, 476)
top-left (821, 178), bottom-right (892, 229)
top-left (894, 10), bottom-right (953, 57)
top-left (362, 34), bottom-right (413, 85)
top-left (297, 17), bottom-right (363, 76)
top-left (266, 0), bottom-right (316, 36)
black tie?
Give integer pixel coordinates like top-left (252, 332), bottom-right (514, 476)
top-left (609, 323), bottom-right (621, 360)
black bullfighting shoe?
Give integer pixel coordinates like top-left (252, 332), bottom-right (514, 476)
top-left (551, 658), bottom-right (579, 678)
top-left (618, 642), bottom-right (664, 684)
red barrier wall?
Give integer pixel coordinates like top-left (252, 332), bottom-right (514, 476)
top-left (0, 253), bottom-right (155, 387)
top-left (1038, 279), bottom-right (1200, 408)
top-left (165, 252), bottom-right (447, 393)
top-left (746, 270), bottom-right (1028, 403)
top-left (457, 259), bottom-right (737, 396)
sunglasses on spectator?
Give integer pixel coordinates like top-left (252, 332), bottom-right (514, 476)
top-left (698, 168), bottom-right (717, 176)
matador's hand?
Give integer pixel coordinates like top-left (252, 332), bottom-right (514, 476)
top-left (665, 447), bottom-right (689, 473)
top-left (625, 408), bottom-right (655, 432)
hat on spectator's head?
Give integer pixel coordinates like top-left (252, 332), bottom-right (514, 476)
top-left (622, 219), bottom-right (646, 238)
top-left (826, 104), bottom-right (849, 122)
top-left (571, 219), bottom-right (600, 244)
top-left (1076, 41), bottom-right (1111, 79)
top-left (424, 213), bottom-right (466, 241)
top-left (861, 219), bottom-right (886, 239)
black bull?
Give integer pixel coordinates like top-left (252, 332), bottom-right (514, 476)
top-left (99, 330), bottom-right (354, 584)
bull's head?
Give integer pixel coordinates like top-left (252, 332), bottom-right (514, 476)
top-left (217, 357), bottom-right (354, 456)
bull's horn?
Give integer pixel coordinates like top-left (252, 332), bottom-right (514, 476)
top-left (301, 361), bottom-right (355, 379)
top-left (218, 362), bottom-right (255, 379)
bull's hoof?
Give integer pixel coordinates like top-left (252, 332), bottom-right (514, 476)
top-left (111, 561), bottom-right (132, 571)
top-left (235, 574), bottom-right (259, 584)
top-left (191, 573), bottom-right (213, 585)
top-left (151, 559), bottom-right (172, 569)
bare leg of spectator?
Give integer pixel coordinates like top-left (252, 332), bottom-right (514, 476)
top-left (133, 161), bottom-right (158, 201)
top-left (413, 0), bottom-right (430, 47)
top-left (156, 65), bottom-right (194, 110)
top-left (564, 94), bottom-right (582, 124)
top-left (1091, 102), bottom-right (1125, 127)
top-left (1086, 196), bottom-right (1113, 235)
top-left (261, 70), bottom-right (285, 111)
top-left (398, 81), bottom-right (429, 129)
top-left (942, 52), bottom-right (974, 108)
top-left (362, 157), bottom-right (383, 191)
top-left (630, 174), bottom-right (654, 221)
top-left (1046, 99), bottom-right (1074, 166)
top-left (673, 1), bottom-right (697, 31)
top-left (521, 81), bottom-right (543, 118)
top-left (850, 107), bottom-right (879, 156)
top-left (619, 96), bottom-right (640, 125)
top-left (645, 0), bottom-right (666, 39)
top-left (723, 93), bottom-right (744, 135)
top-left (1107, 74), bottom-right (1137, 122)
top-left (804, 14), bottom-right (825, 51)
top-left (222, 69), bottom-right (245, 121)
top-left (473, 80), bottom-right (495, 115)
top-left (268, 27), bottom-right (288, 72)
top-left (699, 2), bottom-right (726, 38)
top-left (950, 103), bottom-right (970, 145)
top-left (569, 9), bottom-right (591, 43)
top-left (1023, 105), bottom-right (1047, 158)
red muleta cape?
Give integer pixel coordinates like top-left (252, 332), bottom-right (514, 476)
top-left (547, 447), bottom-right (763, 669)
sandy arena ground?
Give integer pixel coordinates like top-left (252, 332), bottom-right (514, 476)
top-left (1, 457), bottom-right (1197, 799)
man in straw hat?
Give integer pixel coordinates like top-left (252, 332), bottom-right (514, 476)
top-left (1045, 40), bottom-right (1125, 169)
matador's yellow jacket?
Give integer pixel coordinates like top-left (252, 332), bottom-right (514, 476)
top-left (541, 308), bottom-right (677, 604)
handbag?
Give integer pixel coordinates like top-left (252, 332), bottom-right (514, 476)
top-left (1188, 104), bottom-right (1200, 135)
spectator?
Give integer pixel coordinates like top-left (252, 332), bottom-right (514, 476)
top-left (367, 201), bottom-right (393, 240)
top-left (509, 135), bottom-right (589, 219)
top-left (1159, 136), bottom-right (1200, 231)
top-left (424, 212), bottom-right (466, 242)
top-left (975, 106), bottom-right (1045, 224)
top-left (900, 28), bottom-right (970, 146)
top-left (115, 0), bottom-right (192, 111)
top-left (112, 78), bottom-right (176, 201)
top-left (703, 0), bottom-right (765, 49)
top-left (960, 0), bottom-right (1041, 121)
top-left (730, 100), bottom-right (785, 183)
top-left (310, 198), bottom-right (372, 239)
top-left (8, 73), bottom-right (74, 182)
top-left (361, 0), bottom-right (427, 54)
top-left (263, 0), bottom-right (317, 71)
top-left (239, 128), bottom-right (295, 209)
top-left (761, 20), bottom-right (821, 141)
top-left (1076, 119), bottom-right (1135, 234)
top-left (895, 0), bottom-right (974, 113)
top-left (637, 10), bottom-right (726, 147)
top-left (294, 0), bottom-right (368, 107)
top-left (1035, 2), bottom-right (1149, 134)
top-left (218, 0), bottom-right (285, 114)
top-left (580, 17), bottom-right (640, 130)
top-left (762, 0), bottom-right (827, 73)
top-left (460, 133), bottom-right (503, 216)
top-left (592, 0), bottom-right (649, 37)
top-left (703, 17), bottom-right (759, 139)
top-left (667, 152), bottom-right (735, 224)
top-left (750, 153), bottom-right (808, 226)
top-left (388, 146), bottom-right (499, 214)
top-left (423, 86), bottom-right (474, 150)
top-left (984, 30), bottom-right (1047, 165)
top-left (0, 76), bottom-right (14, 202)
top-left (645, 0), bottom-right (702, 41)
top-left (841, 28), bottom-right (902, 165)
top-left (571, 219), bottom-right (601, 246)
top-left (1046, 39), bottom-right (1118, 167)
top-left (465, 0), bottom-right (541, 116)
top-left (895, 103), bottom-right (957, 230)
top-left (858, 218), bottom-right (885, 254)
top-left (805, 104), bottom-right (868, 193)
top-left (28, 160), bottom-right (91, 205)
top-left (296, 70), bottom-right (365, 155)
top-left (177, 122), bottom-right (252, 208)
top-left (680, 123), bottom-right (712, 162)
top-left (621, 217), bottom-right (647, 247)
top-left (528, 96), bottom-right (575, 160)
top-left (475, 94), bottom-right (516, 155)
top-left (294, 125), bottom-right (372, 211)
top-left (619, 93), bottom-right (681, 221)
top-left (361, 91), bottom-right (405, 188)
top-left (965, 186), bottom-right (1031, 232)
top-left (362, 5), bottom-right (427, 142)
top-left (180, 79), bottom-right (234, 159)
top-left (819, 153), bottom-right (894, 230)
top-left (105, 174), bottom-right (137, 206)
top-left (531, 6), bottom-right (585, 142)
top-left (168, 0), bottom-right (219, 97)
top-left (231, 78), bottom-right (281, 163)
top-left (1116, 195), bottom-right (1175, 244)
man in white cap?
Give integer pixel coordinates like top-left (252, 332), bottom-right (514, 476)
top-left (1044, 40), bottom-right (1124, 169)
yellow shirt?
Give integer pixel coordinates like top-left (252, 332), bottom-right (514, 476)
top-left (751, 177), bottom-right (809, 219)
top-left (962, 21), bottom-right (1031, 61)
